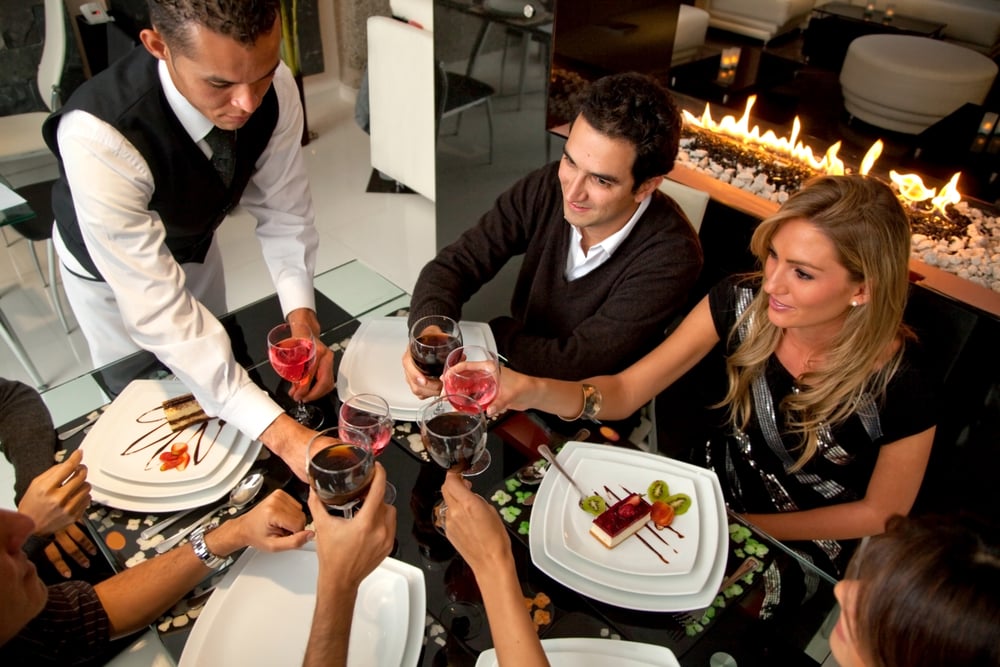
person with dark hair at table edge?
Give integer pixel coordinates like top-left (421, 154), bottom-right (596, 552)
top-left (403, 72), bottom-right (702, 397)
top-left (830, 512), bottom-right (1000, 667)
top-left (41, 0), bottom-right (330, 479)
top-left (483, 174), bottom-right (937, 609)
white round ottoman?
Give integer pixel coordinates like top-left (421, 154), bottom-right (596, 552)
top-left (839, 34), bottom-right (998, 134)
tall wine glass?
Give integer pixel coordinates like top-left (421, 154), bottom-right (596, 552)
top-left (443, 345), bottom-right (500, 413)
top-left (409, 315), bottom-right (463, 379)
top-left (267, 323), bottom-right (323, 429)
top-left (419, 394), bottom-right (489, 537)
top-left (339, 394), bottom-right (396, 504)
top-left (307, 426), bottom-right (373, 518)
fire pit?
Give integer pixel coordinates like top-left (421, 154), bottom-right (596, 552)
top-left (674, 97), bottom-right (1000, 298)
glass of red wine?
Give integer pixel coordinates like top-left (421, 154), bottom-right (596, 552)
top-left (307, 425), bottom-right (374, 518)
top-left (267, 323), bottom-right (323, 429)
top-left (339, 393), bottom-right (396, 504)
top-left (409, 315), bottom-right (463, 380)
top-left (443, 345), bottom-right (500, 413)
top-left (419, 394), bottom-right (490, 537)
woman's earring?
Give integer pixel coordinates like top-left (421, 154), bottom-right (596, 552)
top-left (850, 300), bottom-right (859, 308)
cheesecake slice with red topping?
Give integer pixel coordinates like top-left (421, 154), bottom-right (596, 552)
top-left (590, 493), bottom-right (651, 548)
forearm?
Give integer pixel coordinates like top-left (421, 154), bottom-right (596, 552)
top-left (474, 557), bottom-right (548, 667)
top-left (0, 379), bottom-right (57, 504)
top-left (93, 519), bottom-right (246, 638)
top-left (302, 577), bottom-right (359, 667)
top-left (743, 501), bottom-right (900, 542)
top-left (258, 413), bottom-right (314, 477)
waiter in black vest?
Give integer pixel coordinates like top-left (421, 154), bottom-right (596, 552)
top-left (41, 0), bottom-right (329, 478)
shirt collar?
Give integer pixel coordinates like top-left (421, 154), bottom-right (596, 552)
top-left (569, 192), bottom-right (652, 257)
top-left (158, 59), bottom-right (215, 143)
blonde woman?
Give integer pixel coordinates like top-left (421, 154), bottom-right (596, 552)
top-left (483, 174), bottom-right (936, 581)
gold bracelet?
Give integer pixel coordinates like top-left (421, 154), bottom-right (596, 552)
top-left (560, 383), bottom-right (602, 422)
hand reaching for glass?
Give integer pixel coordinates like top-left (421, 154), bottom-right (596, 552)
top-left (402, 315), bottom-right (463, 399)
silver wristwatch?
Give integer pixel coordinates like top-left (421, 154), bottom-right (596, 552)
top-left (190, 524), bottom-right (227, 570)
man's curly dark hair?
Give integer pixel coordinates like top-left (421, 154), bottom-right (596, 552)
top-left (147, 0), bottom-right (280, 55)
top-left (576, 72), bottom-right (682, 192)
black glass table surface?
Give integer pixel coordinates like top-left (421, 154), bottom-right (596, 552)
top-left (48, 266), bottom-right (836, 666)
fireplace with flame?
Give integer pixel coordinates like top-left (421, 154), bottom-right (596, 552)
top-left (672, 95), bottom-right (1000, 312)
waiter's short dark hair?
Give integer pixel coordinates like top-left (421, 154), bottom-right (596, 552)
top-left (148, 0), bottom-right (281, 55)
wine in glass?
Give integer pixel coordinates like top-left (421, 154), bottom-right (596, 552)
top-left (443, 345), bottom-right (500, 412)
top-left (409, 315), bottom-right (463, 379)
top-left (419, 395), bottom-right (489, 537)
top-left (339, 393), bottom-right (396, 504)
top-left (267, 323), bottom-right (323, 429)
top-left (307, 426), bottom-right (373, 518)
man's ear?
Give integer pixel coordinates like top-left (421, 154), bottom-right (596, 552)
top-left (634, 175), bottom-right (663, 202)
top-left (139, 27), bottom-right (169, 61)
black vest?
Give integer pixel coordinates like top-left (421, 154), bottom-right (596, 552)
top-left (42, 46), bottom-right (279, 280)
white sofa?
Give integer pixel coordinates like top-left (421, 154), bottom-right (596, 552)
top-left (834, 0), bottom-right (1000, 55)
top-left (694, 0), bottom-right (817, 43)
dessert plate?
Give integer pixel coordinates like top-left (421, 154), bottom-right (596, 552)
top-left (81, 380), bottom-right (240, 485)
top-left (180, 548), bottom-right (425, 667)
top-left (88, 438), bottom-right (261, 513)
top-left (337, 317), bottom-right (497, 421)
top-left (475, 637), bottom-right (679, 667)
top-left (559, 457), bottom-right (699, 576)
top-left (529, 441), bottom-right (726, 610)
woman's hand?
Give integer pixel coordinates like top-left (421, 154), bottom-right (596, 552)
top-left (440, 470), bottom-right (511, 572)
top-left (17, 449), bottom-right (91, 536)
top-left (401, 347), bottom-right (443, 399)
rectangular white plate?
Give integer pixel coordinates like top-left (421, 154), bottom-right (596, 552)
top-left (337, 317), bottom-right (497, 421)
top-left (475, 637), bottom-right (680, 667)
top-left (81, 380), bottom-right (241, 485)
top-left (559, 456), bottom-right (700, 576)
top-left (179, 547), bottom-right (424, 667)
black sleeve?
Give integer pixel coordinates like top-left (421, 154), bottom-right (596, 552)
top-left (0, 377), bottom-right (58, 505)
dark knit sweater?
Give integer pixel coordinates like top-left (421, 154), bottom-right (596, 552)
top-left (409, 162), bottom-right (703, 379)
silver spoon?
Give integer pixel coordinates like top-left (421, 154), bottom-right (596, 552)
top-left (538, 444), bottom-right (588, 499)
top-left (155, 472), bottom-right (265, 554)
top-left (515, 428), bottom-right (590, 485)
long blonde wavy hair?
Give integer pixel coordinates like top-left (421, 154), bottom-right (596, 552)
top-left (720, 174), bottom-right (913, 470)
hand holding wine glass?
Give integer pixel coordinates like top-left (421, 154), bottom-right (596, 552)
top-left (443, 346), bottom-right (500, 413)
top-left (268, 323), bottom-right (324, 429)
top-left (409, 315), bottom-right (463, 379)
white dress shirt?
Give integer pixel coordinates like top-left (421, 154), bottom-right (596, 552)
top-left (565, 194), bottom-right (651, 281)
top-left (52, 60), bottom-right (318, 439)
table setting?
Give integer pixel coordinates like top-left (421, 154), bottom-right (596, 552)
top-left (50, 286), bottom-right (835, 666)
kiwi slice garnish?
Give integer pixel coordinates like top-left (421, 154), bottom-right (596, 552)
top-left (665, 492), bottom-right (692, 515)
top-left (647, 479), bottom-right (670, 502)
top-left (580, 494), bottom-right (607, 516)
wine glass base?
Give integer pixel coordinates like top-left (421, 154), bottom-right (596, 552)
top-left (460, 448), bottom-right (491, 477)
top-left (294, 404), bottom-right (325, 429)
top-left (439, 601), bottom-right (484, 640)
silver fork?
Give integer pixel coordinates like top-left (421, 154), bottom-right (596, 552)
top-left (675, 556), bottom-right (761, 626)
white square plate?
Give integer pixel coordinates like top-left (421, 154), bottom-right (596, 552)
top-left (559, 457), bottom-right (700, 577)
top-left (179, 548), bottom-right (425, 667)
top-left (81, 380), bottom-right (241, 486)
top-left (475, 637), bottom-right (680, 667)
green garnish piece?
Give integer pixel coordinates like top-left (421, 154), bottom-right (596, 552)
top-left (505, 478), bottom-right (522, 492)
top-left (491, 490), bottom-right (512, 505)
top-left (517, 521), bottom-right (530, 535)
top-left (499, 506), bottom-right (522, 523)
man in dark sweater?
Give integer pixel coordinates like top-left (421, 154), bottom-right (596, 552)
top-left (404, 73), bottom-right (703, 395)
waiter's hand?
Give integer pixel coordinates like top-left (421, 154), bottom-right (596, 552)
top-left (286, 308), bottom-right (335, 402)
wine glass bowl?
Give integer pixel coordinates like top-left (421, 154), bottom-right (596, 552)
top-left (409, 315), bottom-right (463, 379)
top-left (443, 345), bottom-right (500, 412)
top-left (307, 426), bottom-right (373, 516)
top-left (338, 394), bottom-right (396, 504)
top-left (267, 323), bottom-right (323, 429)
top-left (418, 395), bottom-right (489, 476)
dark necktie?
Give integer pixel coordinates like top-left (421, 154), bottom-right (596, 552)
top-left (204, 127), bottom-right (236, 187)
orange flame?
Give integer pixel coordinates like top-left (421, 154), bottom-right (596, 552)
top-left (683, 98), bottom-right (965, 213)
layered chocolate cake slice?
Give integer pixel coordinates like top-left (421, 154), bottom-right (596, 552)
top-left (590, 493), bottom-right (651, 548)
top-left (162, 393), bottom-right (209, 432)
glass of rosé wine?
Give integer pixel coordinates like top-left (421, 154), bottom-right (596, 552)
top-left (443, 346), bottom-right (500, 413)
top-left (339, 394), bottom-right (396, 504)
top-left (267, 323), bottom-right (323, 429)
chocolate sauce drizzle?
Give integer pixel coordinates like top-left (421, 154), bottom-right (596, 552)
top-left (127, 405), bottom-right (222, 471)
